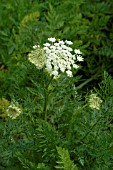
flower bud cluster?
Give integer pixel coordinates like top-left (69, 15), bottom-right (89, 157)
top-left (28, 47), bottom-right (46, 69)
top-left (88, 93), bottom-right (103, 110)
top-left (28, 37), bottom-right (83, 77)
top-left (6, 101), bottom-right (22, 119)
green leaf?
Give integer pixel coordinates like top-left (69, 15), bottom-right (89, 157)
top-left (55, 146), bottom-right (78, 170)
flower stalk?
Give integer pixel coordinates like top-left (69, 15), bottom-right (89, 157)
top-left (43, 75), bottom-right (53, 121)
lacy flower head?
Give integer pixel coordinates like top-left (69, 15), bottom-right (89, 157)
top-left (6, 101), bottom-right (22, 119)
top-left (88, 93), bottom-right (103, 110)
top-left (28, 38), bottom-right (83, 77)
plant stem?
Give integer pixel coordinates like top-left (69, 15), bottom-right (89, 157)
top-left (43, 75), bottom-right (53, 121)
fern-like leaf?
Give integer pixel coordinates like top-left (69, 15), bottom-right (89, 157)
top-left (55, 146), bottom-right (78, 170)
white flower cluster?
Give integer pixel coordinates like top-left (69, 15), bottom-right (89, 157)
top-left (28, 37), bottom-right (83, 77)
top-left (43, 37), bottom-right (83, 77)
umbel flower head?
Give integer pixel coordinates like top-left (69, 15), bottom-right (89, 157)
top-left (28, 37), bottom-right (83, 77)
top-left (88, 93), bottom-right (103, 110)
top-left (6, 101), bottom-right (22, 119)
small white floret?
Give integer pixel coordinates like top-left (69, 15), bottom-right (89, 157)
top-left (73, 64), bottom-right (79, 69)
top-left (77, 56), bottom-right (84, 61)
top-left (43, 43), bottom-right (50, 47)
top-left (66, 70), bottom-right (73, 77)
top-left (65, 40), bottom-right (73, 45)
top-left (48, 37), bottom-right (56, 42)
top-left (74, 49), bottom-right (82, 55)
top-left (52, 70), bottom-right (58, 76)
top-left (33, 45), bottom-right (37, 49)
